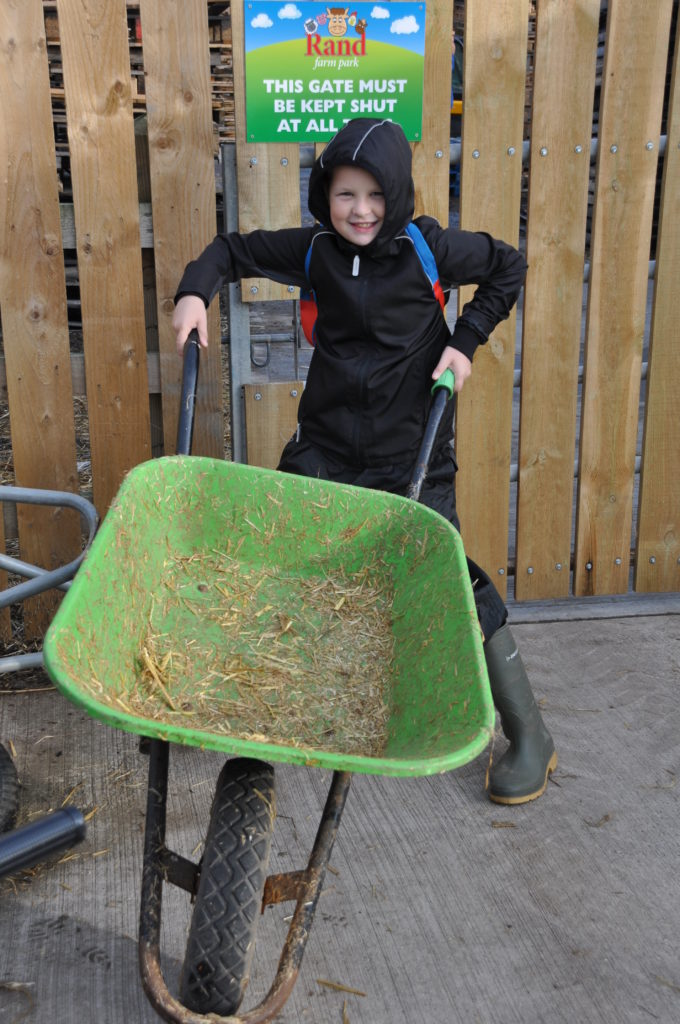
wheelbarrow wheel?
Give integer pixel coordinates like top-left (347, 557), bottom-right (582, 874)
top-left (180, 757), bottom-right (275, 1016)
top-left (0, 742), bottom-right (19, 834)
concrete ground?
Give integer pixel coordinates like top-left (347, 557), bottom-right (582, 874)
top-left (0, 609), bottom-right (679, 1024)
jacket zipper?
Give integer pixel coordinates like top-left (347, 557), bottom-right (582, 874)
top-left (352, 270), bottom-right (372, 461)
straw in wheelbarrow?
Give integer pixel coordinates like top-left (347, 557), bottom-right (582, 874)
top-left (44, 432), bottom-right (493, 777)
top-left (128, 546), bottom-right (395, 757)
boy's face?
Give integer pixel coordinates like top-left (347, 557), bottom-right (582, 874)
top-left (328, 166), bottom-right (385, 247)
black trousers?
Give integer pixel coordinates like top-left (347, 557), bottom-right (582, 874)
top-left (277, 434), bottom-right (508, 640)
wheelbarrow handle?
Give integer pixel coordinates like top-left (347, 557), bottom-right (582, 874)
top-left (176, 329), bottom-right (200, 456)
top-left (0, 806), bottom-right (86, 878)
top-left (431, 367), bottom-right (456, 401)
top-left (406, 369), bottom-right (456, 502)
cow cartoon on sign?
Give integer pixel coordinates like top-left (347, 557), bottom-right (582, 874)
top-left (326, 8), bottom-right (350, 36)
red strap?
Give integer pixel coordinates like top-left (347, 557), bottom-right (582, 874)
top-left (300, 293), bottom-right (318, 346)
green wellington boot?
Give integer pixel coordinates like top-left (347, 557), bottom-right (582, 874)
top-left (484, 623), bottom-right (557, 805)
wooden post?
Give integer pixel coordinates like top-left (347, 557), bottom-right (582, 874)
top-left (231, 1), bottom-right (302, 304)
top-left (243, 382), bottom-right (304, 469)
top-left (515, 0), bottom-right (600, 600)
top-left (455, 0), bottom-right (529, 596)
top-left (139, 0), bottom-right (224, 458)
top-left (0, 0), bottom-right (81, 634)
top-left (59, 0), bottom-right (151, 515)
top-left (574, 0), bottom-right (673, 596)
top-left (635, 29), bottom-right (680, 593)
top-left (412, 0), bottom-right (454, 226)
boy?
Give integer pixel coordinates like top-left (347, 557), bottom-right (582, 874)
top-left (173, 117), bottom-right (556, 804)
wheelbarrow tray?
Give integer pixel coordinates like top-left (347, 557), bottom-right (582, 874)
top-left (44, 456), bottom-right (494, 777)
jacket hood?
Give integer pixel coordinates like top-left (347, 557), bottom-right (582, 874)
top-left (307, 118), bottom-right (414, 251)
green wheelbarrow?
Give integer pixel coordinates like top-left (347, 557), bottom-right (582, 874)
top-left (43, 333), bottom-right (494, 1023)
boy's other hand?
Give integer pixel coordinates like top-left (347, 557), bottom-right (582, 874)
top-left (432, 346), bottom-right (472, 393)
top-left (173, 295), bottom-right (209, 357)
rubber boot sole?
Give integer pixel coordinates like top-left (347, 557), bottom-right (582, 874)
top-left (488, 750), bottom-right (558, 806)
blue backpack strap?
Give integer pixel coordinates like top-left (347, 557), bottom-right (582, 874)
top-left (304, 241), bottom-right (314, 281)
top-left (405, 222), bottom-right (447, 315)
top-left (300, 237), bottom-right (319, 346)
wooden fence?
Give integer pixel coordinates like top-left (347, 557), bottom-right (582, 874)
top-left (0, 0), bottom-right (678, 641)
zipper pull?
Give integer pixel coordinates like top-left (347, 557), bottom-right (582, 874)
top-left (352, 254), bottom-right (360, 277)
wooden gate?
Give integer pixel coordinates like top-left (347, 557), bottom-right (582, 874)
top-left (0, 0), bottom-right (678, 642)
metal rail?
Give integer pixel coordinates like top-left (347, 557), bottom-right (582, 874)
top-left (0, 486), bottom-right (98, 675)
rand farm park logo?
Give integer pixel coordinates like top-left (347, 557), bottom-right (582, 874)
top-left (243, 1), bottom-right (426, 141)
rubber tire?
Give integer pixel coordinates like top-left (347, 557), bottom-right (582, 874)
top-left (0, 742), bottom-right (19, 834)
top-left (179, 757), bottom-right (275, 1016)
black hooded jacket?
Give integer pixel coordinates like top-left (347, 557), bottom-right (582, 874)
top-left (176, 118), bottom-right (527, 467)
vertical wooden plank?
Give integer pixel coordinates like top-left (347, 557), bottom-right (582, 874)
top-left (455, 0), bottom-right (529, 596)
top-left (635, 33), bottom-right (680, 593)
top-left (231, 1), bottom-right (301, 303)
top-left (244, 382), bottom-right (304, 469)
top-left (139, 0), bottom-right (224, 458)
top-left (574, 0), bottom-right (673, 596)
top-left (412, 0), bottom-right (453, 225)
top-left (514, 0), bottom-right (600, 600)
top-left (0, 0), bottom-right (81, 634)
top-left (59, 0), bottom-right (151, 515)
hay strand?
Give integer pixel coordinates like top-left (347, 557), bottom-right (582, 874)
top-left (81, 551), bottom-right (396, 758)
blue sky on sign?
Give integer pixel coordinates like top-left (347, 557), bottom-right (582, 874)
top-left (244, 2), bottom-right (426, 55)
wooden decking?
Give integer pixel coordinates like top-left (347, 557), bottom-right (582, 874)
top-left (1, 612), bottom-right (678, 1023)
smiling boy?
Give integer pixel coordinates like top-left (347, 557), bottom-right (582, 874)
top-left (173, 118), bottom-right (556, 804)
top-left (328, 164), bottom-right (384, 245)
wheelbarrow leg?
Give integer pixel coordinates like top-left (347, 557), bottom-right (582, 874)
top-left (138, 739), bottom-right (176, 1019)
top-left (138, 760), bottom-right (352, 1024)
top-left (257, 770), bottom-right (352, 1015)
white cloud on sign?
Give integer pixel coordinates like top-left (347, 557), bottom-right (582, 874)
top-left (371, 6), bottom-right (390, 19)
top-left (391, 15), bottom-right (420, 35)
top-left (251, 13), bottom-right (273, 28)
top-left (278, 4), bottom-right (302, 18)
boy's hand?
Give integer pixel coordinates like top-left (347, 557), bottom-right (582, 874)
top-left (173, 295), bottom-right (209, 357)
top-left (432, 346), bottom-right (472, 393)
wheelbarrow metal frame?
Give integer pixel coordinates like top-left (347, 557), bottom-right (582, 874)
top-left (138, 737), bottom-right (351, 1024)
top-left (0, 485), bottom-right (98, 675)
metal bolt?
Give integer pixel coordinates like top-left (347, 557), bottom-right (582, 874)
top-left (615, 557), bottom-right (622, 565)
top-left (555, 563), bottom-right (562, 571)
top-left (507, 146), bottom-right (516, 156)
top-left (472, 149), bottom-right (480, 159)
top-left (574, 144), bottom-right (583, 154)
top-left (249, 156), bottom-right (258, 166)
top-left (610, 144), bottom-right (618, 154)
top-left (645, 141), bottom-right (654, 151)
top-left (287, 285), bottom-right (294, 292)
top-left (649, 556), bottom-right (656, 564)
top-left (540, 146), bottom-right (548, 157)
top-left (498, 568), bottom-right (505, 576)
top-left (435, 150), bottom-right (443, 159)
top-left (280, 157), bottom-right (288, 166)
top-left (290, 389), bottom-right (298, 397)
top-left (250, 285), bottom-right (258, 294)
top-left (586, 562), bottom-right (593, 571)
top-left (527, 567), bottom-right (534, 575)
top-left (254, 392), bottom-right (262, 401)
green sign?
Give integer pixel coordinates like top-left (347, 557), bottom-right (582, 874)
top-left (244, 2), bottom-right (426, 142)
